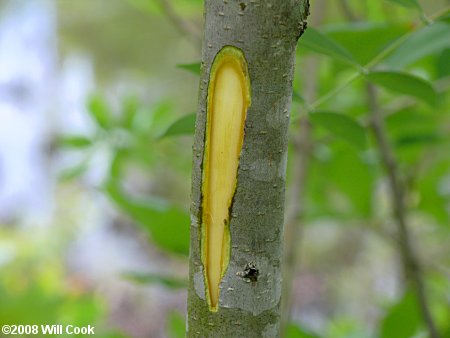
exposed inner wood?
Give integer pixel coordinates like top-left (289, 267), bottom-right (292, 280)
top-left (202, 48), bottom-right (250, 311)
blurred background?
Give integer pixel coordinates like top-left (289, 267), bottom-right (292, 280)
top-left (0, 0), bottom-right (449, 337)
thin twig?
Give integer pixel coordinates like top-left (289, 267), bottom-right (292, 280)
top-left (367, 84), bottom-right (440, 338)
top-left (338, 0), bottom-right (359, 22)
top-left (338, 3), bottom-right (441, 336)
top-left (157, 0), bottom-right (201, 47)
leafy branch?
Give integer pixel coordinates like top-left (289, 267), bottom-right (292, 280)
top-left (367, 84), bottom-right (440, 338)
top-left (334, 2), bottom-right (444, 338)
top-left (304, 5), bottom-right (449, 112)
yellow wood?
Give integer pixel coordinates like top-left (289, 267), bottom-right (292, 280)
top-left (202, 46), bottom-right (250, 311)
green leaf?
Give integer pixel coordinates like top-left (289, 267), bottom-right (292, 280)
top-left (122, 272), bottom-right (187, 289)
top-left (323, 144), bottom-right (375, 217)
top-left (437, 48), bottom-right (450, 79)
top-left (87, 94), bottom-right (111, 129)
top-left (386, 107), bottom-right (441, 144)
top-left (385, 0), bottom-right (421, 10)
top-left (417, 159), bottom-right (450, 225)
top-left (105, 180), bottom-right (190, 256)
top-left (285, 324), bottom-right (322, 338)
top-left (386, 21), bottom-right (450, 68)
top-left (380, 290), bottom-right (422, 338)
top-left (440, 12), bottom-right (450, 24)
top-left (110, 149), bottom-right (130, 180)
top-left (325, 23), bottom-right (409, 65)
top-left (309, 111), bottom-right (367, 149)
top-left (299, 28), bottom-right (358, 66)
top-left (160, 113), bottom-right (196, 138)
top-left (395, 133), bottom-right (443, 147)
top-left (58, 135), bottom-right (92, 148)
top-left (366, 71), bottom-right (437, 106)
top-left (59, 162), bottom-right (89, 181)
top-left (121, 96), bottom-right (139, 129)
top-left (177, 62), bottom-right (201, 75)
top-left (167, 312), bottom-right (185, 338)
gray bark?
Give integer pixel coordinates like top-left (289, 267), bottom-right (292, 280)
top-left (187, 1), bottom-right (309, 337)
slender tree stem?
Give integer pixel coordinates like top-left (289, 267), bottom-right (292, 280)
top-left (367, 84), bottom-right (440, 338)
top-left (187, 1), bottom-right (310, 336)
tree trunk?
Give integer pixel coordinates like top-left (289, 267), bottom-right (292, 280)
top-left (187, 1), bottom-right (309, 337)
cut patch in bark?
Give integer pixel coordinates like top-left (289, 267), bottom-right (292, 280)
top-left (201, 46), bottom-right (251, 312)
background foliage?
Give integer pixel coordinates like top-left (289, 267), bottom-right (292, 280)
top-left (0, 0), bottom-right (449, 337)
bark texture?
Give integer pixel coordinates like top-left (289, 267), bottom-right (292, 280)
top-left (187, 1), bottom-right (309, 337)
